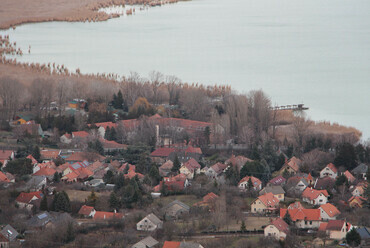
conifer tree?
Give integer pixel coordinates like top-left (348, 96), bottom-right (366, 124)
top-left (172, 155), bottom-right (181, 172)
top-left (40, 194), bottom-right (48, 211)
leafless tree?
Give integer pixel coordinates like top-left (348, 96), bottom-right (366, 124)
top-left (180, 88), bottom-right (210, 121)
top-left (149, 71), bottom-right (164, 104)
top-left (166, 75), bottom-right (181, 105)
top-left (0, 76), bottom-right (23, 121)
top-left (29, 78), bottom-right (54, 117)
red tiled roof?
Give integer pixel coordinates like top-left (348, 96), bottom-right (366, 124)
top-left (344, 170), bottom-right (355, 182)
top-left (257, 192), bottom-right (279, 208)
top-left (16, 191), bottom-right (43, 204)
top-left (78, 205), bottom-right (94, 215)
top-left (203, 192), bottom-right (219, 203)
top-left (162, 241), bottom-right (181, 248)
top-left (124, 170), bottom-right (144, 180)
top-left (306, 173), bottom-right (313, 181)
top-left (56, 163), bottom-right (71, 173)
top-left (0, 171), bottom-right (10, 182)
top-left (239, 176), bottom-right (262, 188)
top-left (271, 218), bottom-right (289, 233)
top-left (72, 131), bottom-right (89, 138)
top-left (348, 196), bottom-right (367, 205)
top-left (288, 201), bottom-right (305, 210)
top-left (302, 188), bottom-right (329, 201)
top-left (326, 163), bottom-right (338, 173)
top-left (26, 155), bottom-right (38, 164)
top-left (151, 147), bottom-right (175, 157)
top-left (100, 139), bottom-right (128, 149)
top-left (94, 122), bottom-right (117, 129)
top-left (326, 220), bottom-right (345, 231)
top-left (0, 150), bottom-right (14, 160)
top-left (63, 171), bottom-right (79, 181)
top-left (320, 203), bottom-right (340, 218)
top-left (33, 167), bottom-right (57, 176)
top-left (280, 208), bottom-right (321, 221)
top-left (318, 222), bottom-right (328, 232)
top-left (40, 150), bottom-right (60, 160)
top-left (185, 145), bottom-right (202, 155)
top-left (160, 160), bottom-right (174, 170)
top-left (211, 162), bottom-right (228, 174)
top-left (93, 211), bottom-right (124, 220)
top-left (226, 155), bottom-right (253, 168)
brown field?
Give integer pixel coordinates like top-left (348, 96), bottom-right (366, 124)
top-left (221, 216), bottom-right (270, 231)
top-left (66, 189), bottom-right (110, 203)
top-left (153, 194), bottom-right (200, 207)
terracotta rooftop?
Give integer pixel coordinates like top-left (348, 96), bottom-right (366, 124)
top-left (288, 201), bottom-right (305, 210)
top-left (72, 131), bottom-right (89, 138)
top-left (268, 175), bottom-right (287, 185)
top-left (163, 241), bottom-right (181, 248)
top-left (302, 187), bottom-right (329, 200)
top-left (326, 220), bottom-right (346, 231)
top-left (93, 211), bottom-right (124, 220)
top-left (280, 208), bottom-right (321, 221)
top-left (40, 150), bottom-right (60, 160)
top-left (271, 218), bottom-right (289, 233)
top-left (257, 192), bottom-right (279, 208)
top-left (0, 150), bottom-right (14, 160)
top-left (0, 171), bottom-right (10, 182)
top-left (325, 163), bottom-right (338, 173)
top-left (78, 205), bottom-right (95, 216)
top-left (239, 176), bottom-right (262, 187)
top-left (33, 167), bottom-right (57, 176)
top-left (320, 203), bottom-right (340, 218)
top-left (16, 191), bottom-right (43, 204)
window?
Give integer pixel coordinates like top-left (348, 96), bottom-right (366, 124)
top-left (310, 221), bottom-right (312, 225)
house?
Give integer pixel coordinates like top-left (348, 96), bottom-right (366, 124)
top-left (100, 139), bottom-right (127, 153)
top-left (0, 225), bottom-right (18, 242)
top-left (72, 131), bottom-right (89, 139)
top-left (16, 191), bottom-right (43, 209)
top-left (13, 114), bottom-right (34, 125)
top-left (264, 218), bottom-right (289, 240)
top-left (306, 173), bottom-right (314, 186)
top-left (26, 154), bottom-right (38, 165)
top-left (302, 187), bottom-right (329, 205)
top-left (280, 208), bottom-right (321, 229)
top-left (0, 233), bottom-right (9, 248)
top-left (352, 163), bottom-right (368, 180)
top-left (251, 192), bottom-right (279, 214)
top-left (162, 241), bottom-right (204, 248)
top-left (350, 182), bottom-right (366, 197)
top-left (40, 150), bottom-right (61, 162)
top-left (132, 236), bottom-right (159, 248)
top-left (286, 176), bottom-right (308, 193)
top-left (280, 156), bottom-right (302, 175)
top-left (33, 166), bottom-right (57, 180)
top-left (159, 160), bottom-right (173, 177)
top-left (225, 154), bottom-right (253, 171)
top-left (62, 165), bottom-right (94, 182)
top-left (27, 212), bottom-right (74, 229)
top-left (0, 171), bottom-right (15, 184)
top-left (78, 205), bottom-right (96, 217)
top-left (267, 175), bottom-right (286, 186)
top-left (93, 211), bottom-right (124, 221)
top-left (348, 196), bottom-right (367, 208)
top-left (239, 176), bottom-right (262, 191)
top-left (320, 163), bottom-right (338, 179)
top-left (163, 200), bottom-right (190, 220)
top-left (356, 227), bottom-right (370, 246)
top-left (154, 174), bottom-right (189, 193)
top-left (343, 170), bottom-right (356, 184)
top-left (85, 179), bottom-right (104, 187)
top-left (259, 185), bottom-right (285, 202)
top-left (33, 161), bottom-right (56, 174)
top-left (136, 213), bottom-right (163, 231)
top-left (179, 158), bottom-right (201, 179)
top-left (288, 201), bottom-right (305, 210)
top-left (60, 133), bottom-right (72, 144)
top-left (193, 192), bottom-right (219, 211)
top-left (319, 220), bottom-right (352, 240)
top-left (0, 150), bottom-right (15, 167)
top-left (65, 152), bottom-right (105, 163)
top-left (319, 203), bottom-right (340, 220)
top-left (205, 162), bottom-right (228, 180)
top-left (25, 176), bottom-right (47, 191)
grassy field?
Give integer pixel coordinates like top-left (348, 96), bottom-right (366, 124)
top-left (66, 189), bottom-right (110, 203)
top-left (220, 216), bottom-right (270, 231)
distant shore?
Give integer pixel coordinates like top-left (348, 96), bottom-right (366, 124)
top-left (0, 0), bottom-right (180, 30)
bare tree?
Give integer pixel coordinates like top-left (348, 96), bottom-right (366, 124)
top-left (149, 71), bottom-right (163, 104)
top-left (180, 88), bottom-right (210, 121)
top-left (166, 75), bottom-right (181, 105)
top-left (0, 76), bottom-right (23, 121)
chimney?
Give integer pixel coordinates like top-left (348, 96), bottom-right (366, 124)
top-left (114, 209), bottom-right (117, 213)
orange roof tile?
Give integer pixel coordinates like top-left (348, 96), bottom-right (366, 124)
top-left (26, 155), bottom-right (38, 164)
top-left (326, 163), bottom-right (338, 173)
top-left (78, 205), bottom-right (94, 215)
top-left (344, 170), bottom-right (355, 182)
top-left (288, 202), bottom-right (305, 210)
top-left (0, 150), bottom-right (14, 160)
top-left (40, 150), bottom-right (60, 160)
top-left (0, 171), bottom-right (10, 182)
top-left (72, 131), bottom-right (89, 138)
top-left (16, 191), bottom-right (43, 204)
top-left (280, 208), bottom-right (321, 221)
top-left (271, 218), bottom-right (289, 233)
top-left (93, 211), bottom-right (123, 220)
top-left (162, 241), bottom-right (181, 248)
top-left (302, 187), bottom-right (329, 201)
top-left (257, 192), bottom-right (279, 208)
top-left (239, 176), bottom-right (262, 187)
top-left (33, 167), bottom-right (57, 176)
top-left (320, 203), bottom-right (340, 218)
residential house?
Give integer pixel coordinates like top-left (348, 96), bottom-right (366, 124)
top-left (193, 192), bottom-right (219, 211)
top-left (179, 158), bottom-right (201, 179)
top-left (267, 175), bottom-right (286, 186)
top-left (163, 241), bottom-right (181, 248)
top-left (13, 114), bottom-right (34, 125)
top-left (264, 218), bottom-right (289, 240)
top-left (286, 176), bottom-right (308, 193)
top-left (0, 150), bottom-right (15, 167)
top-left (65, 152), bottom-right (105, 163)
top-left (27, 212), bottom-right (74, 229)
top-left (259, 185), bottom-right (285, 202)
top-left (288, 201), bottom-right (305, 210)
top-left (0, 225), bottom-right (18, 242)
top-left (40, 150), bottom-right (61, 162)
top-left (14, 123), bottom-right (43, 137)
top-left (25, 176), bottom-right (47, 191)
top-left (136, 213), bottom-right (163, 231)
top-left (33, 166), bottom-right (57, 180)
top-left (319, 203), bottom-right (340, 220)
top-left (26, 154), bottom-right (38, 166)
top-left (78, 205), bottom-right (96, 218)
top-left (280, 208), bottom-right (322, 229)
top-left (320, 163), bottom-right (338, 179)
top-left (348, 196), bottom-right (367, 208)
top-left (163, 200), bottom-right (190, 220)
top-left (352, 163), bottom-right (368, 180)
top-left (343, 170), bottom-right (356, 184)
top-left (302, 187), bottom-right (329, 205)
top-left (280, 156), bottom-right (302, 175)
top-left (162, 241), bottom-right (204, 248)
top-left (100, 139), bottom-right (127, 153)
top-left (159, 160), bottom-right (173, 177)
top-left (85, 179), bottom-right (104, 187)
top-left (306, 173), bottom-right (314, 186)
top-left (239, 176), bottom-right (262, 191)
top-left (251, 192), bottom-right (279, 214)
top-left (60, 133), bottom-right (72, 144)
top-left (150, 145), bottom-right (202, 164)
top-left (93, 211), bottom-right (124, 221)
top-left (205, 162), bottom-right (228, 181)
top-left (225, 154), bottom-right (253, 171)
top-left (319, 220), bottom-right (352, 240)
top-left (154, 174), bottom-right (189, 193)
top-left (132, 236), bottom-right (159, 248)
top-left (0, 233), bottom-right (9, 248)
top-left (15, 191), bottom-right (43, 209)
top-left (32, 161), bottom-right (56, 174)
top-left (350, 182), bottom-right (367, 197)
top-left (72, 131), bottom-right (89, 139)
top-left (0, 171), bottom-right (15, 184)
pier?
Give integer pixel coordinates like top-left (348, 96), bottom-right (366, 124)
top-left (270, 104), bottom-right (309, 111)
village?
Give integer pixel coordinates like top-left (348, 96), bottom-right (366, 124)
top-left (0, 77), bottom-right (369, 248)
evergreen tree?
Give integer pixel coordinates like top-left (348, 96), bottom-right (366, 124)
top-left (115, 90), bottom-right (124, 109)
top-left (40, 194), bottom-right (48, 211)
top-left (335, 143), bottom-right (357, 170)
top-left (124, 164), bottom-right (130, 174)
top-left (240, 220), bottom-right (246, 233)
top-left (172, 155), bottom-right (181, 172)
top-left (335, 174), bottom-right (348, 187)
top-left (346, 229), bottom-right (361, 247)
top-left (64, 222), bottom-right (75, 243)
top-left (149, 165), bottom-right (161, 185)
top-left (109, 127), bottom-right (117, 141)
top-left (53, 172), bottom-right (61, 183)
top-left (109, 192), bottom-right (120, 209)
top-left (240, 165), bottom-right (248, 179)
top-left (87, 190), bottom-right (98, 207)
top-left (114, 174), bottom-right (125, 192)
top-left (105, 126), bottom-right (111, 140)
top-left (32, 145), bottom-right (41, 161)
top-left (52, 191), bottom-right (71, 212)
top-left (247, 178), bottom-right (253, 190)
top-left (103, 170), bottom-right (114, 184)
top-left (283, 210), bottom-right (293, 225)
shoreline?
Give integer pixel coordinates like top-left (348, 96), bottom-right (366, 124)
top-left (0, 0), bottom-right (181, 30)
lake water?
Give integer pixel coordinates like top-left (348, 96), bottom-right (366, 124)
top-left (1, 0), bottom-right (370, 139)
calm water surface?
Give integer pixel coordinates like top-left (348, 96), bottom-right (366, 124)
top-left (2, 0), bottom-right (370, 139)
